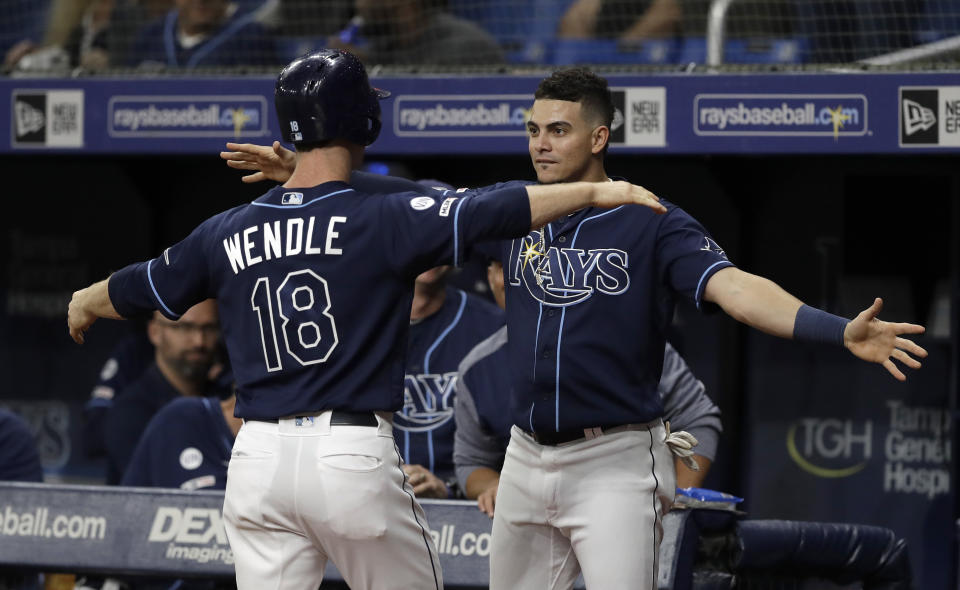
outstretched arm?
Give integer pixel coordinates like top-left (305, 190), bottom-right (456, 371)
top-left (703, 267), bottom-right (926, 380)
top-left (67, 277), bottom-right (123, 344)
top-left (526, 180), bottom-right (665, 229)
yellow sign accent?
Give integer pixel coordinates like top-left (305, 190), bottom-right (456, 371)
top-left (786, 423), bottom-right (867, 478)
top-left (229, 107), bottom-right (252, 138)
top-left (825, 105), bottom-right (851, 141)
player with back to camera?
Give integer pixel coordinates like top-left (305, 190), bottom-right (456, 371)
top-left (67, 50), bottom-right (670, 590)
top-left (221, 67), bottom-right (927, 590)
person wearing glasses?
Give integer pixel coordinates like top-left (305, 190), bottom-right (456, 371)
top-left (103, 299), bottom-right (223, 484)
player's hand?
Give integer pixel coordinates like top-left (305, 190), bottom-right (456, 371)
top-left (220, 141), bottom-right (295, 183)
top-left (67, 288), bottom-right (98, 344)
top-left (403, 464), bottom-right (448, 499)
top-left (843, 298), bottom-right (927, 381)
top-left (593, 181), bottom-right (666, 214)
top-left (476, 476), bottom-right (499, 518)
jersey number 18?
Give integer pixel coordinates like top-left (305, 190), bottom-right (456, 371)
top-left (250, 269), bottom-right (339, 371)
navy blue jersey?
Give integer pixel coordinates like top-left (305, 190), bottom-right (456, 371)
top-left (454, 332), bottom-right (724, 488)
top-left (397, 286), bottom-right (504, 482)
top-left (501, 199), bottom-right (733, 432)
top-left (122, 397), bottom-right (234, 490)
top-left (83, 330), bottom-right (154, 457)
top-left (108, 181), bottom-right (531, 420)
top-left (103, 363), bottom-right (182, 484)
top-left (127, 8), bottom-right (276, 68)
top-left (0, 409), bottom-right (43, 482)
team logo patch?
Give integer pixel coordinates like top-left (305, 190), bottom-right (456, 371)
top-left (410, 196), bottom-right (435, 210)
top-left (181, 474), bottom-right (217, 491)
top-left (179, 447), bottom-right (203, 470)
top-left (91, 385), bottom-right (114, 400)
top-left (507, 231), bottom-right (631, 307)
top-left (99, 358), bottom-right (119, 381)
top-left (700, 236), bottom-right (727, 258)
top-left (281, 192), bottom-right (304, 205)
top-left (394, 372), bottom-right (458, 432)
top-left (439, 197), bottom-right (457, 217)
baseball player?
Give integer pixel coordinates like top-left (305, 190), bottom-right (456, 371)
top-left (453, 260), bottom-right (719, 517)
top-left (221, 66), bottom-right (927, 590)
top-left (122, 394), bottom-right (241, 490)
top-left (0, 409), bottom-right (43, 483)
top-left (103, 301), bottom-right (222, 484)
top-left (67, 49), bottom-right (668, 590)
top-left (82, 328), bottom-right (153, 459)
top-left (399, 264), bottom-right (505, 498)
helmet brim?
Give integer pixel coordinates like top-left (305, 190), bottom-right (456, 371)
top-left (373, 88), bottom-right (391, 99)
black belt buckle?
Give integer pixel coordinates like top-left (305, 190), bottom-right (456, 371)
top-left (330, 411), bottom-right (378, 427)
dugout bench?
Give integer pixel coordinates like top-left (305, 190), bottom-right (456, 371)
top-left (0, 482), bottom-right (911, 589)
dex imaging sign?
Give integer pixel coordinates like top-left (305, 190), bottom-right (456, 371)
top-left (694, 94), bottom-right (868, 139)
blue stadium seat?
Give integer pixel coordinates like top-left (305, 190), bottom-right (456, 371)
top-left (0, 0), bottom-right (51, 57)
top-left (275, 36), bottom-right (326, 63)
top-left (675, 37), bottom-right (807, 65)
top-left (914, 0), bottom-right (960, 44)
top-left (449, 0), bottom-right (576, 63)
top-left (549, 38), bottom-right (683, 65)
top-left (723, 37), bottom-right (808, 63)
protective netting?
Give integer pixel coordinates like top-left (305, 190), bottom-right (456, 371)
top-left (1, 0), bottom-right (959, 74)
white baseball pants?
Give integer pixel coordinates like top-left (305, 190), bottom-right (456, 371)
top-left (222, 412), bottom-right (443, 590)
top-left (490, 421), bottom-right (676, 590)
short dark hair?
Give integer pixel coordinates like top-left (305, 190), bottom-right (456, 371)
top-left (534, 68), bottom-right (615, 128)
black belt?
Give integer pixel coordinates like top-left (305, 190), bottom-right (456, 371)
top-left (524, 428), bottom-right (590, 446)
top-left (252, 411), bottom-right (379, 427)
top-left (524, 424), bottom-right (639, 446)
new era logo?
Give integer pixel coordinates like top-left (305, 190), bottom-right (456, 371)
top-left (900, 88), bottom-right (938, 145)
top-left (902, 99), bottom-right (936, 135)
top-left (13, 94), bottom-right (46, 143)
top-left (15, 101), bottom-right (44, 136)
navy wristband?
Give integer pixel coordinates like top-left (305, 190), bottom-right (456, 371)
top-left (793, 304), bottom-right (848, 346)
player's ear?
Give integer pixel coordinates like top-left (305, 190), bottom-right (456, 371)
top-left (147, 316), bottom-right (162, 347)
top-left (592, 125), bottom-right (609, 155)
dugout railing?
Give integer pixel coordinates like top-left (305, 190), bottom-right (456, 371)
top-left (0, 482), bottom-right (913, 589)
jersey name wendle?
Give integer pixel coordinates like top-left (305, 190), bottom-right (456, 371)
top-left (222, 215), bottom-right (347, 274)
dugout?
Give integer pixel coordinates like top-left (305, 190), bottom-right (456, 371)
top-left (1, 0), bottom-right (958, 586)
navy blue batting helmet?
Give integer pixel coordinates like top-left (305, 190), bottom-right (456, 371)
top-left (275, 49), bottom-right (390, 147)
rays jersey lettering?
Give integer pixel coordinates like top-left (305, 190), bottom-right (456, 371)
top-left (394, 372), bottom-right (458, 432)
top-left (507, 231), bottom-right (629, 306)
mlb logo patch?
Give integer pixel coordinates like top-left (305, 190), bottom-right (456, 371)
top-left (439, 197), bottom-right (457, 217)
top-left (295, 416), bottom-right (316, 427)
top-left (282, 192), bottom-right (304, 205)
